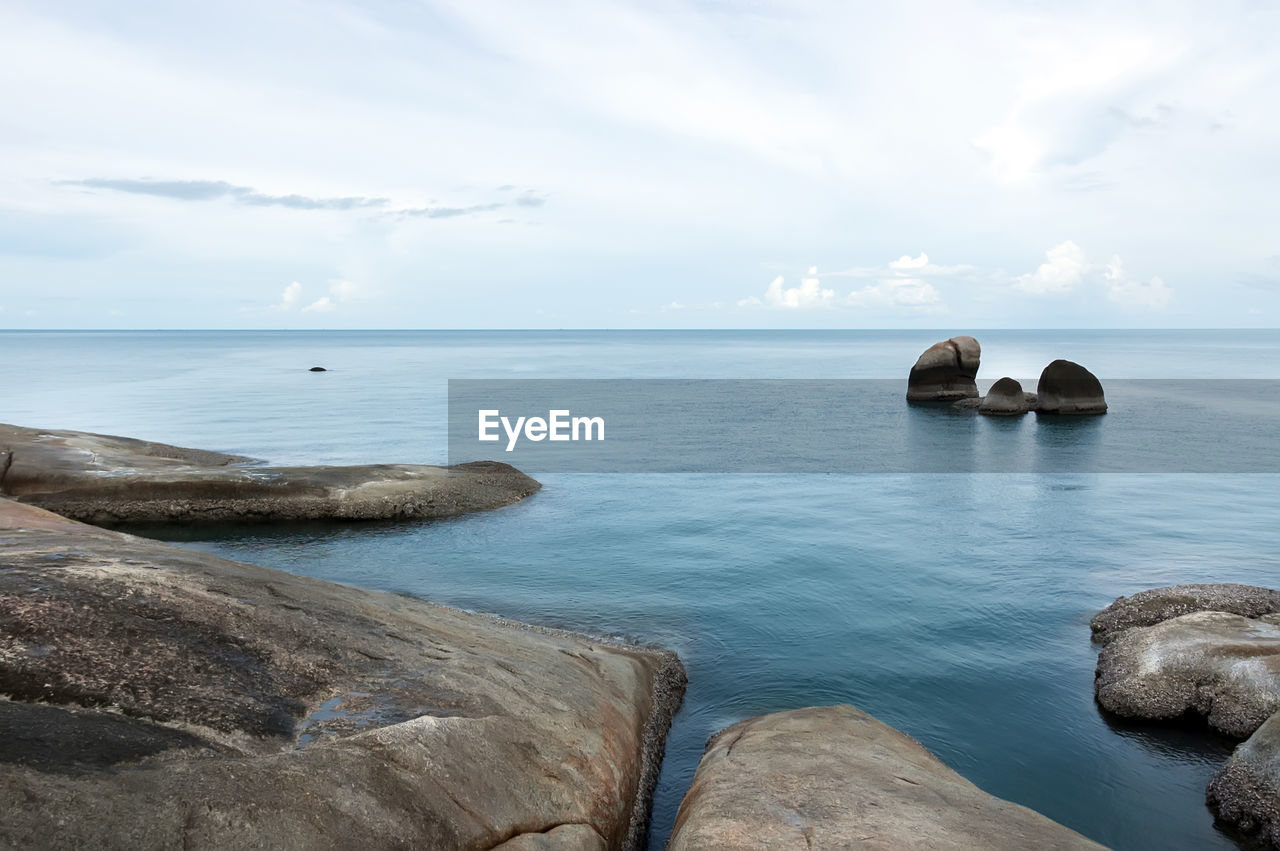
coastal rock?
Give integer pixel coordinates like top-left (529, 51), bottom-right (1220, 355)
top-left (1036, 360), bottom-right (1107, 415)
top-left (906, 336), bottom-right (981, 401)
top-left (0, 498), bottom-right (685, 850)
top-left (667, 705), bottom-right (1103, 850)
top-left (0, 423), bottom-right (539, 524)
top-left (1092, 584), bottom-right (1280, 645)
top-left (979, 377), bottom-right (1031, 416)
top-left (1094, 610), bottom-right (1280, 737)
top-left (1207, 711), bottom-right (1280, 848)
top-left (309, 366), bottom-right (327, 372)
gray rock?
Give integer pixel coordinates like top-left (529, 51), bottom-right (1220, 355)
top-left (907, 336), bottom-right (981, 401)
top-left (0, 423), bottom-right (539, 524)
top-left (1092, 584), bottom-right (1280, 645)
top-left (0, 498), bottom-right (685, 850)
top-left (667, 705), bottom-right (1103, 850)
top-left (980, 377), bottom-right (1031, 416)
top-left (1036, 360), bottom-right (1107, 415)
top-left (1207, 710), bottom-right (1280, 848)
top-left (309, 366), bottom-right (327, 372)
top-left (1094, 610), bottom-right (1280, 737)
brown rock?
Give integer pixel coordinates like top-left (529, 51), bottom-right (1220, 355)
top-left (1091, 583), bottom-right (1280, 645)
top-left (0, 423), bottom-right (539, 524)
top-left (906, 336), bottom-right (981, 401)
top-left (0, 499), bottom-right (684, 850)
top-left (979, 377), bottom-right (1032, 416)
top-left (667, 705), bottom-right (1103, 850)
top-left (1207, 710), bottom-right (1280, 848)
top-left (1036, 360), bottom-right (1107, 415)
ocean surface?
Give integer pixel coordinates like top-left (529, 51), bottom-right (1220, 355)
top-left (4, 329), bottom-right (1279, 849)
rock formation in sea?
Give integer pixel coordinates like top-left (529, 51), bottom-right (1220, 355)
top-left (0, 423), bottom-right (539, 524)
top-left (1208, 711), bottom-right (1280, 848)
top-left (906, 336), bottom-right (981, 401)
top-left (666, 704), bottom-right (1103, 850)
top-left (1036, 360), bottom-right (1107, 415)
top-left (309, 366), bottom-right (327, 371)
top-left (1091, 583), bottom-right (1280, 645)
top-left (0, 497), bottom-right (685, 850)
top-left (979, 377), bottom-right (1032, 416)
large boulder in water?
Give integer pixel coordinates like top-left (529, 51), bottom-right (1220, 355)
top-left (0, 497), bottom-right (685, 850)
top-left (1036, 360), bottom-right (1106, 414)
top-left (1207, 710), bottom-right (1280, 848)
top-left (906, 336), bottom-right (981, 401)
top-left (667, 705), bottom-right (1103, 850)
top-left (1093, 610), bottom-right (1280, 737)
top-left (1091, 583), bottom-right (1280, 645)
top-left (979, 377), bottom-right (1031, 416)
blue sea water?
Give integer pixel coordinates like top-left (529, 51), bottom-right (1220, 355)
top-left (3, 329), bottom-right (1279, 849)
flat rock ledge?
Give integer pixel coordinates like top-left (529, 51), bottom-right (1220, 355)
top-left (1091, 583), bottom-right (1280, 645)
top-left (1208, 711), bottom-right (1280, 848)
top-left (666, 705), bottom-right (1103, 850)
top-left (0, 423), bottom-right (540, 524)
top-left (0, 498), bottom-right (685, 850)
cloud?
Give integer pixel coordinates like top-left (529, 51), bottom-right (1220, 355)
top-left (1013, 240), bottom-right (1089, 295)
top-left (302, 296), bottom-right (333, 313)
top-left (740, 265), bottom-right (943, 312)
top-left (739, 274), bottom-right (835, 309)
top-left (1104, 256), bottom-right (1172, 309)
top-left (846, 278), bottom-right (945, 312)
top-left (270, 281), bottom-right (303, 311)
top-left (829, 253), bottom-right (975, 280)
top-left (61, 178), bottom-right (540, 219)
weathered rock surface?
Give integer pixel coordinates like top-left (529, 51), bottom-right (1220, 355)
top-left (667, 705), bottom-right (1103, 850)
top-left (1092, 584), bottom-right (1280, 645)
top-left (0, 423), bottom-right (539, 524)
top-left (1094, 610), bottom-right (1280, 737)
top-left (0, 498), bottom-right (685, 850)
top-left (1036, 360), bottom-right (1107, 415)
top-left (906, 336), bottom-right (981, 401)
top-left (980, 377), bottom-right (1032, 416)
top-left (1208, 710), bottom-right (1280, 848)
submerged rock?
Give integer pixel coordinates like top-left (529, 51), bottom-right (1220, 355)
top-left (0, 423), bottom-right (539, 524)
top-left (1207, 711), bottom-right (1280, 848)
top-left (1092, 583), bottom-right (1280, 645)
top-left (667, 705), bottom-right (1102, 850)
top-left (0, 498), bottom-right (685, 850)
top-left (1036, 360), bottom-right (1107, 415)
top-left (1094, 610), bottom-right (1280, 737)
top-left (907, 336), bottom-right (981, 401)
top-left (980, 377), bottom-right (1032, 416)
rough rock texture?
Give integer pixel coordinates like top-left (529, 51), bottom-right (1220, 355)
top-left (1094, 610), bottom-right (1280, 737)
top-left (1092, 584), bottom-right (1280, 645)
top-left (979, 377), bottom-right (1032, 416)
top-left (0, 423), bottom-right (539, 524)
top-left (1036, 360), bottom-right (1107, 415)
top-left (906, 336), bottom-right (981, 401)
top-left (1208, 711), bottom-right (1280, 848)
top-left (667, 705), bottom-right (1103, 850)
top-left (0, 498), bottom-right (685, 850)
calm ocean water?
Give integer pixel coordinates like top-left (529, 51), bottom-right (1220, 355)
top-left (4, 329), bottom-right (1279, 849)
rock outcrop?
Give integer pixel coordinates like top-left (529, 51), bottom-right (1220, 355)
top-left (0, 498), bottom-right (685, 850)
top-left (979, 377), bottom-right (1032, 416)
top-left (1094, 610), bottom-right (1280, 737)
top-left (667, 705), bottom-right (1102, 850)
top-left (1091, 583), bottom-right (1280, 645)
top-left (1207, 711), bottom-right (1280, 848)
top-left (0, 424), bottom-right (539, 524)
top-left (1036, 360), bottom-right (1107, 415)
top-left (906, 336), bottom-right (981, 401)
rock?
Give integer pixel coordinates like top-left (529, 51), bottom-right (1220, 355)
top-left (667, 705), bottom-right (1103, 850)
top-left (1036, 360), bottom-right (1107, 415)
top-left (979, 377), bottom-right (1031, 416)
top-left (0, 498), bottom-right (685, 850)
top-left (1207, 711), bottom-right (1280, 848)
top-left (309, 366), bottom-right (327, 372)
top-left (1092, 584), bottom-right (1280, 645)
top-left (906, 336), bottom-right (981, 401)
top-left (0, 423), bottom-right (539, 524)
top-left (1094, 610), bottom-right (1280, 737)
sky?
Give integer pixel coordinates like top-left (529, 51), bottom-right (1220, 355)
top-left (0, 0), bottom-right (1277, 329)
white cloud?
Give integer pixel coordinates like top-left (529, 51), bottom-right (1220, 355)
top-left (739, 274), bottom-right (836, 309)
top-left (1014, 241), bottom-right (1089, 295)
top-left (1104, 256), bottom-right (1172, 309)
top-left (831, 253), bottom-right (975, 280)
top-left (302, 295), bottom-right (334, 312)
top-left (847, 278), bottom-right (945, 312)
top-left (270, 281), bottom-right (303, 311)
top-left (740, 264), bottom-right (943, 313)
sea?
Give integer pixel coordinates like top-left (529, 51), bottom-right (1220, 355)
top-left (3, 329), bottom-right (1279, 850)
